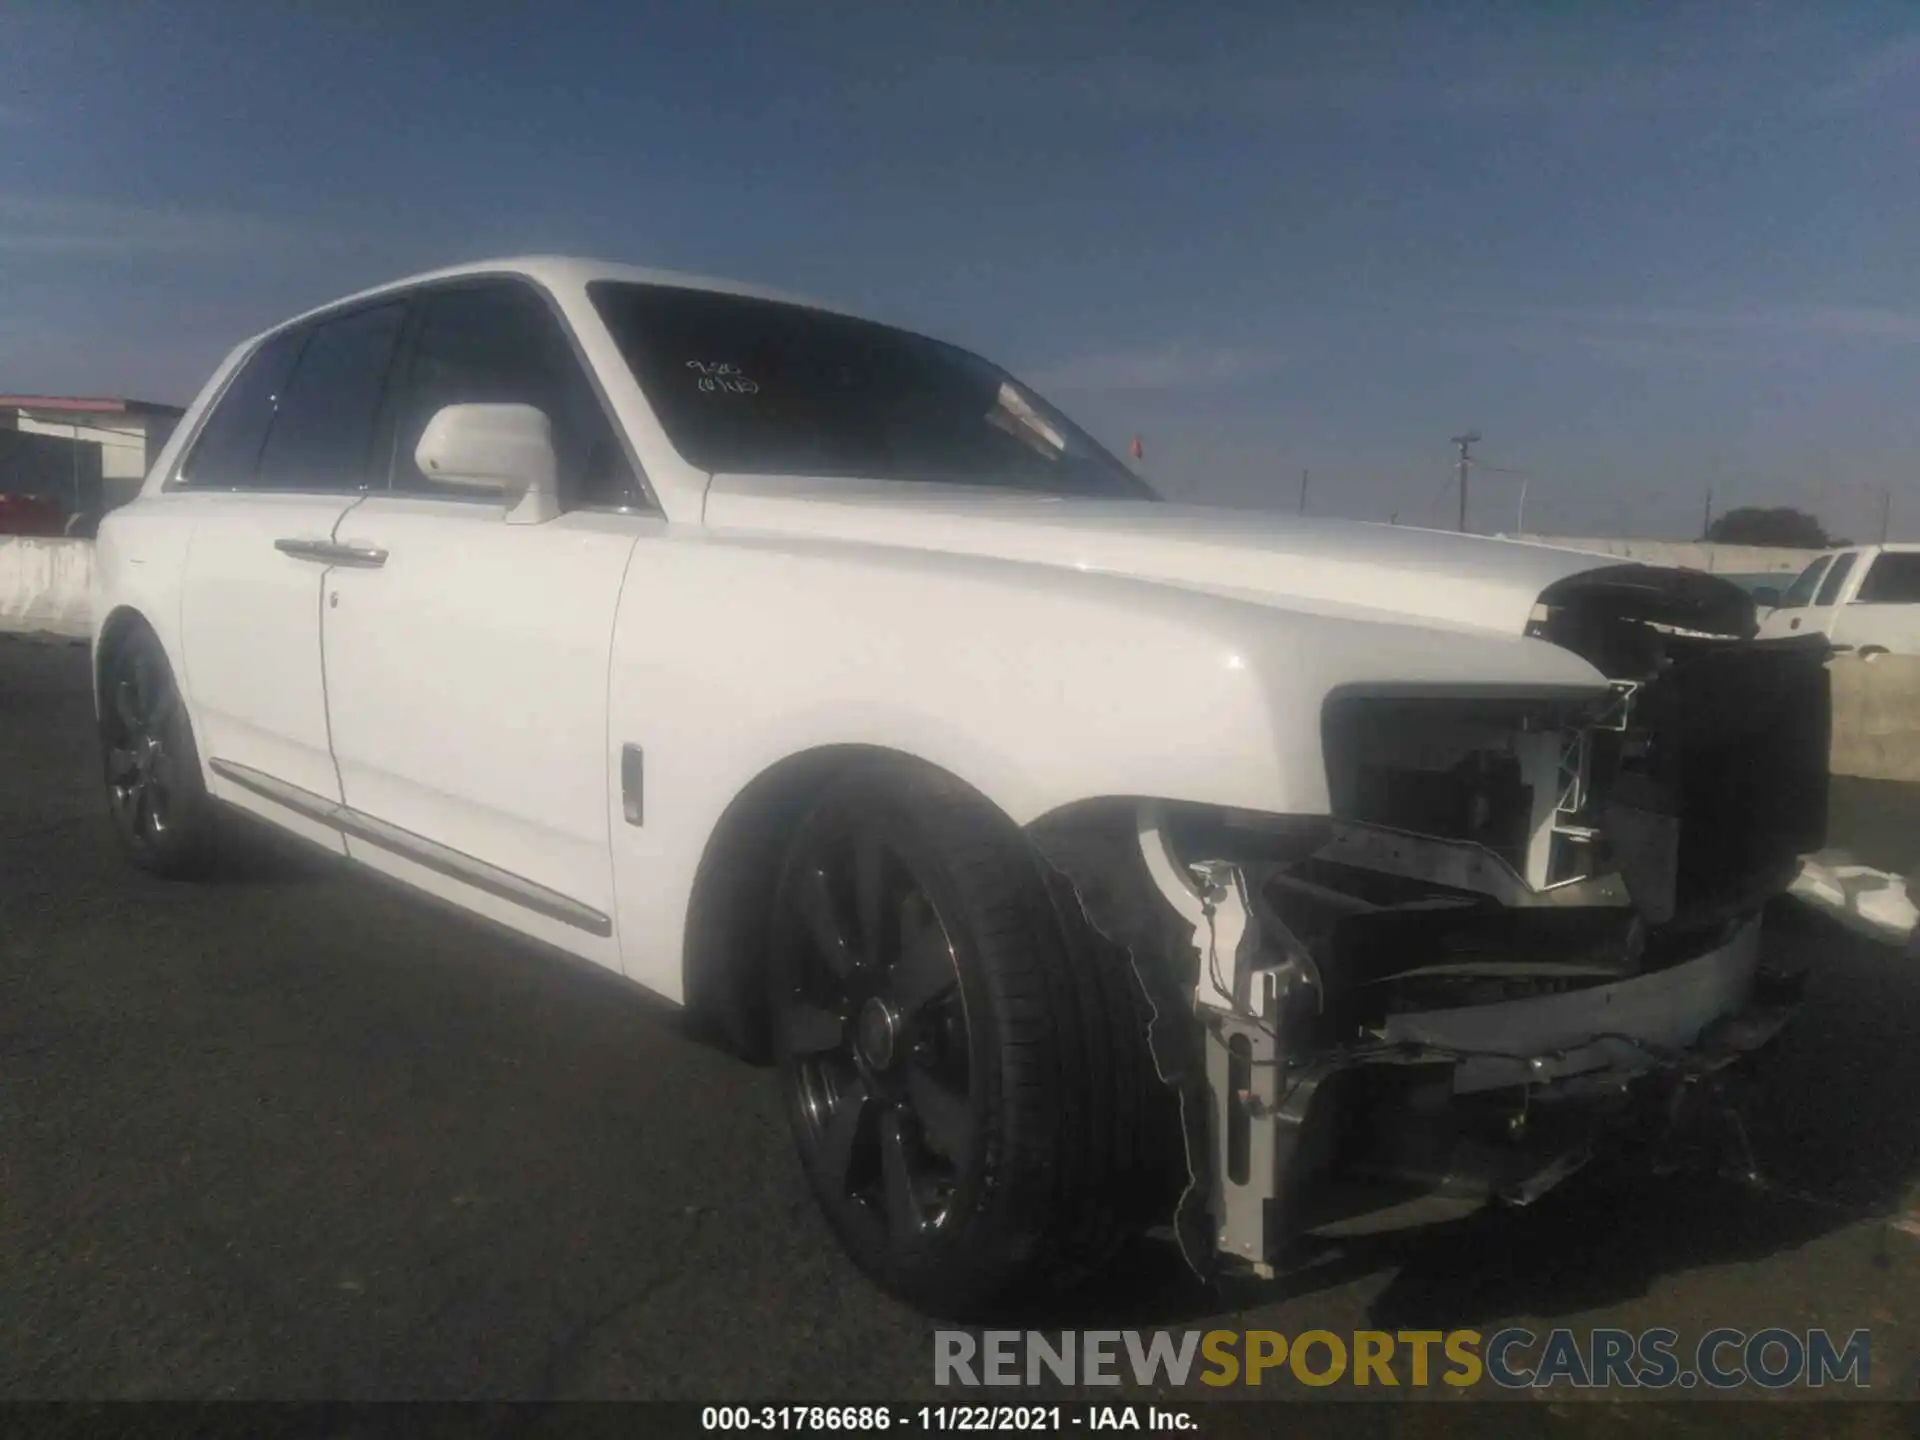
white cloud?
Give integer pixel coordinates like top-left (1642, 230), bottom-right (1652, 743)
top-left (1488, 302), bottom-right (1920, 351)
top-left (1027, 341), bottom-right (1281, 393)
top-left (0, 192), bottom-right (436, 269)
top-left (840, 17), bottom-right (1832, 127)
top-left (0, 192), bottom-right (332, 258)
top-left (1815, 32), bottom-right (1920, 108)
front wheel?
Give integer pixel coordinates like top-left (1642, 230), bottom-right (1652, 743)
top-left (97, 622), bottom-right (223, 878)
top-left (768, 759), bottom-right (1156, 1316)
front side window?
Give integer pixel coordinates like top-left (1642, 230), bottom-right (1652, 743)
top-left (384, 281), bottom-right (638, 508)
top-left (1775, 556), bottom-right (1832, 610)
top-left (1814, 552), bottom-right (1858, 607)
top-left (177, 327), bottom-right (308, 488)
top-left (1853, 552), bottom-right (1920, 604)
top-left (254, 303), bottom-right (407, 492)
top-left (586, 281), bottom-right (1156, 500)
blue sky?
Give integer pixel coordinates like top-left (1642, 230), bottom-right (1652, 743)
top-left (5, 1), bottom-right (1920, 540)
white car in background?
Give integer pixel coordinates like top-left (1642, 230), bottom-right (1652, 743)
top-left (1756, 544), bottom-right (1920, 656)
top-left (91, 257), bottom-right (1830, 1315)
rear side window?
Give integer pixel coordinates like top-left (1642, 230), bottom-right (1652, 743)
top-left (254, 303), bottom-right (407, 492)
top-left (1775, 556), bottom-right (1831, 609)
top-left (383, 281), bottom-right (638, 508)
top-left (1814, 552), bottom-right (1857, 606)
top-left (177, 328), bottom-right (307, 488)
top-left (1854, 552), bottom-right (1920, 604)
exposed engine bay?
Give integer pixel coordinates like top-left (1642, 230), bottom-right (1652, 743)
top-left (1031, 563), bottom-right (1834, 1278)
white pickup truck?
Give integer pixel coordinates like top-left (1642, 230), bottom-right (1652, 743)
top-left (1755, 544), bottom-right (1920, 656)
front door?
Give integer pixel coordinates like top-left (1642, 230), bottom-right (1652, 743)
top-left (1795, 549), bottom-right (1861, 641)
top-left (1756, 554), bottom-right (1833, 641)
top-left (319, 278), bottom-right (653, 967)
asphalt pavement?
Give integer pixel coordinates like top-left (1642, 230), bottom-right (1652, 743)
top-left (3, 634), bottom-right (1919, 1405)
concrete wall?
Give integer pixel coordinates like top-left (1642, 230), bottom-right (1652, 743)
top-left (1501, 534), bottom-right (1822, 575)
top-left (0, 536), bottom-right (95, 640)
top-left (1828, 654), bottom-right (1920, 784)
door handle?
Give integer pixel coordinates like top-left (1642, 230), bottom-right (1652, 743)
top-left (329, 542), bottom-right (389, 568)
top-left (274, 538), bottom-right (388, 568)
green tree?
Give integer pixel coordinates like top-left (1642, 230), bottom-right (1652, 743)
top-left (1705, 506), bottom-right (1833, 548)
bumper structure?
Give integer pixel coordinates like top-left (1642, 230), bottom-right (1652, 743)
top-left (1172, 846), bottom-right (1801, 1276)
top-left (1027, 797), bottom-right (1808, 1282)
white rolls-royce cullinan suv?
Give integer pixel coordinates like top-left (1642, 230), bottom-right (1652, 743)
top-left (92, 257), bottom-right (1830, 1315)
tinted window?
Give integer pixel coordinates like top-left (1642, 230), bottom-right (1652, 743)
top-left (1855, 552), bottom-right (1920, 604)
top-left (255, 304), bottom-right (407, 492)
top-left (385, 282), bottom-right (638, 507)
top-left (178, 328), bottom-right (308, 487)
top-left (1815, 552), bottom-right (1857, 606)
top-left (1776, 556), bottom-right (1831, 609)
top-left (587, 281), bottom-right (1156, 499)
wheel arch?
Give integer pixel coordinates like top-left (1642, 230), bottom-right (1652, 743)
top-left (679, 742), bottom-right (1022, 1061)
top-left (92, 604), bottom-right (159, 718)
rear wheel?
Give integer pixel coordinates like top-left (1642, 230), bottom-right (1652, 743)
top-left (768, 758), bottom-right (1155, 1316)
top-left (98, 622), bottom-right (222, 878)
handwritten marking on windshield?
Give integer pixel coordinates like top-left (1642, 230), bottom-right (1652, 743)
top-left (686, 360), bottom-right (760, 394)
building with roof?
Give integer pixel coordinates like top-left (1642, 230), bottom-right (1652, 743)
top-left (0, 396), bottom-right (186, 525)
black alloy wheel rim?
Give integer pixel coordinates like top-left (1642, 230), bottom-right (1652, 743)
top-left (780, 827), bottom-right (975, 1242)
top-left (103, 647), bottom-right (178, 842)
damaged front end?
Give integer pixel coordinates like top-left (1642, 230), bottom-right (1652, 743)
top-left (1032, 564), bottom-right (1834, 1280)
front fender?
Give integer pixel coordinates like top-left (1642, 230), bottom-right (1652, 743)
top-left (603, 531), bottom-right (1610, 1000)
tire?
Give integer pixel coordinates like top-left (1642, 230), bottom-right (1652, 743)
top-left (98, 621), bottom-right (223, 878)
top-left (767, 757), bottom-right (1154, 1316)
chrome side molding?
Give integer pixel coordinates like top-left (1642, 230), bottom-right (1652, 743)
top-left (208, 758), bottom-right (613, 937)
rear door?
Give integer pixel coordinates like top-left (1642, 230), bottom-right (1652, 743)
top-left (174, 303), bottom-right (406, 840)
top-left (1832, 549), bottom-right (1920, 655)
top-left (319, 278), bottom-right (654, 966)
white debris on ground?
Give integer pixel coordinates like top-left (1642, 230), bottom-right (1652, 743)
top-left (1789, 851), bottom-right (1920, 946)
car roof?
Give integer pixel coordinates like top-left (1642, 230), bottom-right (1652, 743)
top-left (255, 255), bottom-right (850, 346)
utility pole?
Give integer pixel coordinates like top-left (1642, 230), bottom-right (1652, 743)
top-left (1879, 487), bottom-right (1893, 544)
top-left (1297, 468), bottom-right (1310, 515)
top-left (1702, 486), bottom-right (1714, 541)
top-left (1450, 432), bottom-right (1480, 532)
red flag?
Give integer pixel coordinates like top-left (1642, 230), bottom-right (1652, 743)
top-left (1129, 435), bottom-right (1144, 461)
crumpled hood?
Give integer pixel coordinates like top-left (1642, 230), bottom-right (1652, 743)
top-left (701, 474), bottom-right (1643, 637)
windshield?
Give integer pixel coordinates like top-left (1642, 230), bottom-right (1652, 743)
top-left (1775, 556), bottom-right (1832, 610)
top-left (587, 281), bottom-right (1156, 500)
